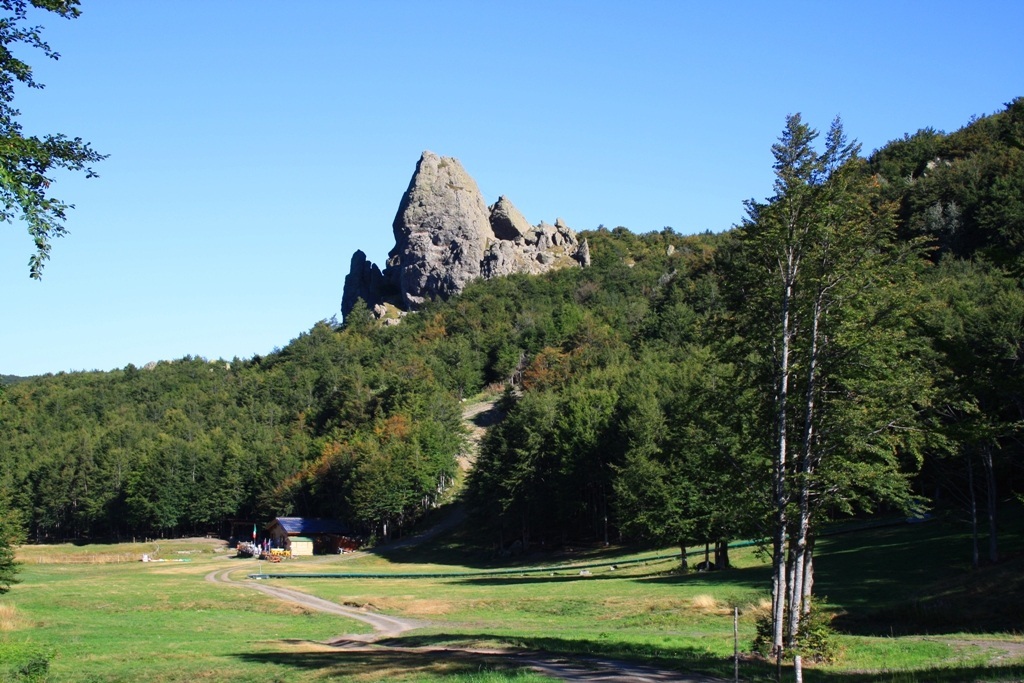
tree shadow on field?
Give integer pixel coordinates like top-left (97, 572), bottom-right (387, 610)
top-left (812, 523), bottom-right (961, 612)
top-left (235, 645), bottom-right (536, 680)
top-left (637, 564), bottom-right (772, 591)
top-left (234, 633), bottom-right (1024, 682)
top-left (376, 513), bottom-right (677, 572)
top-left (802, 663), bottom-right (1024, 682)
top-left (468, 402), bottom-right (504, 429)
top-left (458, 574), bottom-right (645, 586)
top-left (812, 514), bottom-right (1024, 637)
top-left (454, 564), bottom-right (685, 585)
top-left (830, 550), bottom-right (1024, 637)
top-left (235, 631), bottom-right (738, 680)
top-left (449, 564), bottom-right (771, 592)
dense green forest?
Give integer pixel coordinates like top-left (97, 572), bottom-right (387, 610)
top-left (1, 100), bottom-right (1022, 577)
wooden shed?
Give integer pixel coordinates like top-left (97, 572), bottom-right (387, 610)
top-left (288, 536), bottom-right (314, 557)
top-left (264, 517), bottom-right (354, 556)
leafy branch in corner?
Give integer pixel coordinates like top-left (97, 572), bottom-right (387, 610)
top-left (0, 0), bottom-right (105, 278)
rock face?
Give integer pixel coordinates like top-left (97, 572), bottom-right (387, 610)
top-left (342, 151), bottom-right (589, 318)
top-left (340, 249), bottom-right (386, 320)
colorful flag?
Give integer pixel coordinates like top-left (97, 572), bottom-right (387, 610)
top-left (252, 523), bottom-right (257, 540)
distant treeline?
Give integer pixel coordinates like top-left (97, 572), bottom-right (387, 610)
top-left (1, 99), bottom-right (1021, 563)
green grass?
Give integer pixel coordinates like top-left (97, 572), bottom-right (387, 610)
top-left (2, 553), bottom-right (350, 681)
top-left (2, 511), bottom-right (1023, 682)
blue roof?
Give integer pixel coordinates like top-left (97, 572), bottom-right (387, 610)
top-left (270, 517), bottom-right (351, 535)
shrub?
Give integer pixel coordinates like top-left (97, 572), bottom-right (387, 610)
top-left (0, 643), bottom-right (52, 683)
top-left (751, 601), bottom-right (841, 664)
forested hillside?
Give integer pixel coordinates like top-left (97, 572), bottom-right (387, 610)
top-left (1, 100), bottom-right (1021, 576)
top-left (0, 225), bottom-right (719, 542)
top-left (871, 96), bottom-right (1024, 267)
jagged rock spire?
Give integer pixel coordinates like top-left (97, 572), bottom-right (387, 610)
top-left (341, 151), bottom-right (589, 318)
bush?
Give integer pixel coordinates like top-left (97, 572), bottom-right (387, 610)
top-left (0, 643), bottom-right (52, 683)
top-left (752, 601), bottom-right (841, 664)
top-left (792, 604), bottom-right (841, 663)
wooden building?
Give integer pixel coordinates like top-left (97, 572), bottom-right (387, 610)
top-left (264, 517), bottom-right (354, 556)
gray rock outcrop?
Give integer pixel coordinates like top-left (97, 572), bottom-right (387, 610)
top-left (341, 249), bottom-right (386, 318)
top-left (342, 151), bottom-right (589, 318)
top-left (489, 195), bottom-right (532, 240)
top-left (387, 151), bottom-right (494, 309)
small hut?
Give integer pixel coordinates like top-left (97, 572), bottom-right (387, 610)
top-left (288, 536), bottom-right (314, 557)
top-left (265, 517), bottom-right (354, 556)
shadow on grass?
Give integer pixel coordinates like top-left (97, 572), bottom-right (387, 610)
top-left (375, 556), bottom-right (771, 589)
top-left (369, 503), bottom-right (505, 570)
top-left (637, 563), bottom-right (772, 591)
top-left (813, 522), bottom-right (968, 611)
top-left (237, 632), bottom-right (741, 680)
top-left (833, 550), bottom-right (1024, 636)
top-left (456, 573), bottom-right (665, 585)
top-left (803, 663), bottom-right (1024, 682)
top-left (236, 645), bottom-right (540, 680)
top-left (375, 508), bottom-right (676, 572)
top-left (813, 510), bottom-right (1024, 637)
top-left (236, 632), bottom-right (1024, 683)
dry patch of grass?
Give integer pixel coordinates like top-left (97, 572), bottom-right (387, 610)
top-left (401, 599), bottom-right (456, 616)
top-left (691, 593), bottom-right (766, 617)
top-left (0, 603), bottom-right (24, 631)
top-left (16, 537), bottom-right (230, 565)
top-left (367, 595), bottom-right (441, 615)
top-left (18, 550), bottom-right (142, 564)
top-left (691, 594), bottom-right (722, 613)
top-left (266, 602), bottom-right (321, 618)
top-left (744, 597), bottom-right (773, 618)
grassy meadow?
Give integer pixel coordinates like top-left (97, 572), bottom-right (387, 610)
top-left (1, 510), bottom-right (1023, 682)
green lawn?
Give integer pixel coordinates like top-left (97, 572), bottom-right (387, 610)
top-left (3, 548), bottom-right (345, 681)
top-left (2, 512), bottom-right (1023, 682)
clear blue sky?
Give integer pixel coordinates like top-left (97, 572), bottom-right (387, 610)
top-left (2, 1), bottom-right (1021, 376)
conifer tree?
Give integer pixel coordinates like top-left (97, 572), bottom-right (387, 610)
top-left (0, 499), bottom-right (22, 594)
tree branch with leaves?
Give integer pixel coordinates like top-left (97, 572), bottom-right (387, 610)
top-left (0, 0), bottom-right (104, 278)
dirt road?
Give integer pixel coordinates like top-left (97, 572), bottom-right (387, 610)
top-left (205, 563), bottom-right (724, 682)
top-left (205, 565), bottom-right (422, 639)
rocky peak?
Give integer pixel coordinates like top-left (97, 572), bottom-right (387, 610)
top-left (387, 151), bottom-right (494, 309)
top-left (341, 151), bottom-right (589, 318)
top-left (489, 195), bottom-right (532, 240)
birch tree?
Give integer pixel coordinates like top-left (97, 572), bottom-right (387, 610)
top-left (738, 115), bottom-right (930, 678)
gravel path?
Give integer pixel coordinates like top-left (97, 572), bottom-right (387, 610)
top-left (205, 562), bottom-right (725, 682)
top-left (205, 565), bottom-right (424, 638)
top-left (458, 396), bottom-right (503, 470)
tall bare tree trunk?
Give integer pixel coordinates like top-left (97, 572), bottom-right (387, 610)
top-left (786, 536), bottom-right (798, 644)
top-left (771, 255), bottom-right (796, 661)
top-left (968, 452), bottom-right (979, 569)
top-left (802, 535), bottom-right (815, 613)
top-left (715, 538), bottom-right (730, 569)
top-left (790, 296), bottom-right (822, 644)
top-left (982, 444), bottom-right (998, 564)
top-left (790, 497), bottom-right (811, 636)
